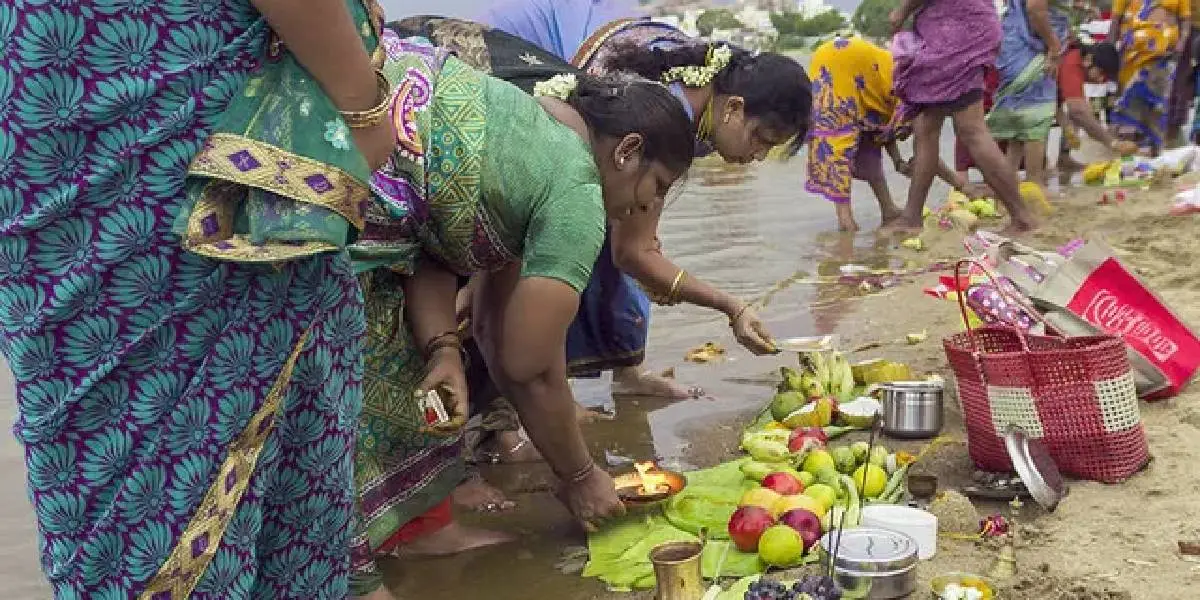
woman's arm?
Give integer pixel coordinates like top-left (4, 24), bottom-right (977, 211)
top-left (609, 210), bottom-right (741, 318)
top-left (250, 0), bottom-right (395, 168)
top-left (404, 261), bottom-right (461, 352)
top-left (250, 0), bottom-right (379, 111)
top-left (475, 269), bottom-right (625, 528)
top-left (1025, 0), bottom-right (1062, 75)
top-left (609, 207), bottom-right (776, 354)
top-left (403, 261), bottom-right (468, 428)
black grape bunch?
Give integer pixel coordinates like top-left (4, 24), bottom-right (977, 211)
top-left (743, 576), bottom-right (842, 600)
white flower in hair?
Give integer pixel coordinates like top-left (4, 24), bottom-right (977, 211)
top-left (533, 73), bottom-right (578, 101)
top-left (661, 44), bottom-right (733, 88)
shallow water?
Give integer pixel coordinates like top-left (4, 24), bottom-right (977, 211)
top-left (0, 128), bottom-right (969, 599)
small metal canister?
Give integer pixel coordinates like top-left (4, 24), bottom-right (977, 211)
top-left (649, 541), bottom-right (705, 600)
top-left (878, 381), bottom-right (944, 439)
top-left (819, 527), bottom-right (919, 599)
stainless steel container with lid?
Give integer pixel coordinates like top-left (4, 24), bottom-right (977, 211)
top-left (877, 381), bottom-right (944, 439)
top-left (818, 527), bottom-right (919, 599)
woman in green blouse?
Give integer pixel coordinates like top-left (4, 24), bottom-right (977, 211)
top-left (346, 32), bottom-right (696, 599)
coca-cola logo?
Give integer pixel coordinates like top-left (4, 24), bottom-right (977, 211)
top-left (1082, 290), bottom-right (1179, 361)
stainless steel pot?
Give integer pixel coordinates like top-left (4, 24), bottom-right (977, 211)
top-left (819, 527), bottom-right (919, 599)
top-left (877, 381), bottom-right (943, 439)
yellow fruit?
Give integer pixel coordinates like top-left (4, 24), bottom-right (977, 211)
top-left (802, 449), bottom-right (836, 475)
top-left (803, 484), bottom-right (839, 512)
top-left (901, 237), bottom-right (924, 251)
top-left (850, 359), bottom-right (886, 385)
top-left (762, 421), bottom-right (790, 432)
top-left (796, 471), bottom-right (816, 488)
top-left (1019, 181), bottom-right (1054, 215)
top-left (781, 397), bottom-right (833, 428)
top-left (772, 493), bottom-right (827, 519)
top-left (851, 464), bottom-right (889, 498)
top-left (740, 487), bottom-right (783, 512)
top-left (758, 525), bottom-right (805, 567)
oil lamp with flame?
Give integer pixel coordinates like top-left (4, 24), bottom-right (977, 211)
top-left (613, 461), bottom-right (686, 506)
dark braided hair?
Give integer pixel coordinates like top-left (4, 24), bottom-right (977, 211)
top-left (602, 42), bottom-right (813, 155)
top-left (565, 74), bottom-right (696, 176)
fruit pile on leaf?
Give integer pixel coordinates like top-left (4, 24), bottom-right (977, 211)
top-left (767, 351), bottom-right (902, 435)
top-left (730, 425), bottom-right (916, 568)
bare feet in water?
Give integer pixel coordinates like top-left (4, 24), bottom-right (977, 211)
top-left (453, 473), bottom-right (516, 513)
top-left (611, 366), bottom-right (701, 399)
top-left (393, 521), bottom-right (514, 558)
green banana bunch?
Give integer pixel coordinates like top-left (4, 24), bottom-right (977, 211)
top-left (778, 366), bottom-right (805, 393)
top-left (800, 372), bottom-right (824, 399)
top-left (826, 351), bottom-right (856, 402)
top-left (800, 351), bottom-right (832, 394)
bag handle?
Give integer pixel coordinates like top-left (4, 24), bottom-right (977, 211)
top-left (953, 259), bottom-right (1058, 353)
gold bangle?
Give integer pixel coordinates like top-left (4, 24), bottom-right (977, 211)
top-left (666, 270), bottom-right (687, 305)
top-left (728, 303), bottom-right (750, 327)
top-left (339, 69), bottom-right (392, 129)
top-left (564, 462), bottom-right (596, 485)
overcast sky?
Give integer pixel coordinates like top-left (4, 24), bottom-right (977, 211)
top-left (380, 0), bottom-right (483, 19)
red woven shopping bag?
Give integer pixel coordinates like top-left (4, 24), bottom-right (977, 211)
top-left (943, 261), bottom-right (1150, 483)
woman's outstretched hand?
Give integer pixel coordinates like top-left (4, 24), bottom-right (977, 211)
top-left (557, 465), bottom-right (626, 533)
top-left (418, 346), bottom-right (469, 435)
top-left (731, 305), bottom-right (778, 355)
top-left (352, 119), bottom-right (398, 171)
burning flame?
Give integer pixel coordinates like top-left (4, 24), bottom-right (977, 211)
top-left (633, 461), bottom-right (669, 495)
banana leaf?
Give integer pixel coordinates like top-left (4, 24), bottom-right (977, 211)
top-left (583, 459), bottom-right (765, 590)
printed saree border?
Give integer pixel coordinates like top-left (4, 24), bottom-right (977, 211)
top-left (570, 18), bottom-right (639, 69)
top-left (188, 132), bottom-right (370, 231)
top-left (138, 327), bottom-right (313, 599)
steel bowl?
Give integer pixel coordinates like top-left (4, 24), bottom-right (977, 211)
top-left (878, 381), bottom-right (944, 439)
top-left (613, 469), bottom-right (687, 506)
top-left (819, 527), bottom-right (919, 599)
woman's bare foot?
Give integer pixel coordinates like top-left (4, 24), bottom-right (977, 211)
top-left (611, 366), bottom-right (700, 399)
top-left (998, 220), bottom-right (1036, 236)
top-left (879, 215), bottom-right (924, 234)
top-left (393, 521), bottom-right (515, 558)
top-left (452, 473), bottom-right (516, 512)
top-left (574, 402), bottom-right (614, 423)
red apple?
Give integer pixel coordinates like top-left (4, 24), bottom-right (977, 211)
top-left (788, 427), bottom-right (828, 452)
top-left (762, 472), bottom-right (805, 496)
top-left (779, 508), bottom-right (823, 551)
top-left (727, 505), bottom-right (776, 552)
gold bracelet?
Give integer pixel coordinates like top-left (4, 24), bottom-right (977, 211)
top-left (728, 303), bottom-right (750, 327)
top-left (339, 69), bottom-right (392, 129)
top-left (666, 270), bottom-right (687, 305)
